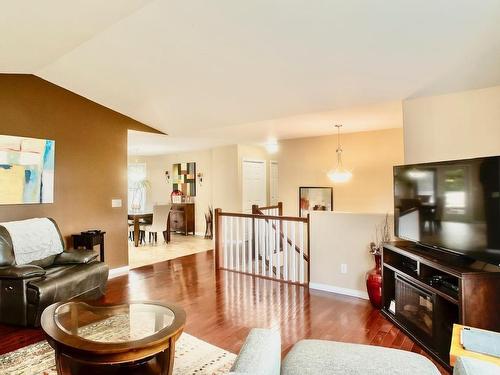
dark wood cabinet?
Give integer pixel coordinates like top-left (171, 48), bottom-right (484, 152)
top-left (170, 203), bottom-right (195, 235)
top-left (381, 241), bottom-right (500, 371)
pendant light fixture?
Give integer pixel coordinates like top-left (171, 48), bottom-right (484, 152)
top-left (327, 124), bottom-right (353, 183)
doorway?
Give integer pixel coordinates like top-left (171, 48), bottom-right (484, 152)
top-left (242, 159), bottom-right (267, 213)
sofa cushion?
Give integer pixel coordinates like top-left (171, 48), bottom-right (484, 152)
top-left (0, 264), bottom-right (46, 279)
top-left (53, 250), bottom-right (98, 265)
top-left (230, 328), bottom-right (281, 375)
top-left (0, 218), bottom-right (64, 265)
top-left (282, 340), bottom-right (440, 375)
top-left (0, 226), bottom-right (15, 266)
top-left (453, 356), bottom-right (500, 375)
top-left (29, 254), bottom-right (58, 268)
top-left (26, 261), bottom-right (108, 307)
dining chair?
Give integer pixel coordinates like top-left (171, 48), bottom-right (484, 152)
top-left (129, 223), bottom-right (147, 245)
top-left (145, 204), bottom-right (172, 243)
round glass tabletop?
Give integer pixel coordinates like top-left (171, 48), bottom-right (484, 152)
top-left (54, 302), bottom-right (176, 343)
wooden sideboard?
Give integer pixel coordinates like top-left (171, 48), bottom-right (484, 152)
top-left (170, 203), bottom-right (195, 235)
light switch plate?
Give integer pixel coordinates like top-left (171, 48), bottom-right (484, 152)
top-left (341, 263), bottom-right (348, 274)
top-left (111, 199), bottom-right (122, 208)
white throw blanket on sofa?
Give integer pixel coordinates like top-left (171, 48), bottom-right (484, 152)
top-left (0, 218), bottom-right (64, 265)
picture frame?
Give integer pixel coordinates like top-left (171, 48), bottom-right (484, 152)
top-left (298, 186), bottom-right (333, 218)
top-left (0, 135), bottom-right (55, 205)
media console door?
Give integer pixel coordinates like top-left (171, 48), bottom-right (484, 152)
top-left (170, 203), bottom-right (195, 235)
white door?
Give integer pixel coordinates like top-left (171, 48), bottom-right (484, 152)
top-left (242, 159), bottom-right (267, 213)
top-left (270, 160), bottom-right (279, 205)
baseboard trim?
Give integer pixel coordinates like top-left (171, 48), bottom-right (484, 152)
top-left (109, 265), bottom-right (130, 279)
top-left (309, 282), bottom-right (369, 300)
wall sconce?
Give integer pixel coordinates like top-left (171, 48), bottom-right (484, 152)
top-left (197, 172), bottom-right (204, 186)
top-left (165, 170), bottom-right (170, 183)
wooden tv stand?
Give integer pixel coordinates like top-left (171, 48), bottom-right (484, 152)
top-left (381, 241), bottom-right (500, 371)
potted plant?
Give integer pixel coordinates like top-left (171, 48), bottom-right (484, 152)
top-left (366, 214), bottom-right (390, 309)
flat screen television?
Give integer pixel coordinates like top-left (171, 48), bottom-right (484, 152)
top-left (394, 156), bottom-right (500, 266)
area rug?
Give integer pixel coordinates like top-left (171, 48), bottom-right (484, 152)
top-left (0, 331), bottom-right (236, 375)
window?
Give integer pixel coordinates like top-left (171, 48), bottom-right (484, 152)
top-left (128, 163), bottom-right (147, 211)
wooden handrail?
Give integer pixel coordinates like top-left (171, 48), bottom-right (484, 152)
top-left (253, 202), bottom-right (283, 216)
top-left (219, 211), bottom-right (308, 223)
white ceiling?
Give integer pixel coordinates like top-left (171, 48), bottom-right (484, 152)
top-left (127, 100), bottom-right (403, 155)
top-left (3, 1), bottom-right (500, 154)
top-left (0, 1), bottom-right (153, 72)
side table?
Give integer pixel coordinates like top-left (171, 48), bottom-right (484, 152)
top-left (72, 231), bottom-right (106, 262)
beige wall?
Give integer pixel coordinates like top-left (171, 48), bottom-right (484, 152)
top-left (133, 144), bottom-right (243, 233)
top-left (130, 149), bottom-right (213, 234)
top-left (403, 85), bottom-right (500, 164)
top-left (137, 128), bottom-right (404, 221)
top-left (310, 212), bottom-right (393, 297)
top-left (0, 74), bottom-right (159, 269)
top-left (276, 128), bottom-right (404, 216)
top-left (211, 145), bottom-right (240, 212)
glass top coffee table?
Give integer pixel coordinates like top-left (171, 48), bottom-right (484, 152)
top-left (41, 301), bottom-right (186, 375)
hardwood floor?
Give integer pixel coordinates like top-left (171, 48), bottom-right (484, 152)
top-left (128, 233), bottom-right (212, 269)
top-left (0, 250), bottom-right (448, 374)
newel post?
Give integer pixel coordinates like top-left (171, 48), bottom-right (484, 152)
top-left (278, 202), bottom-right (283, 216)
top-left (251, 204), bottom-right (259, 214)
top-left (214, 208), bottom-right (222, 270)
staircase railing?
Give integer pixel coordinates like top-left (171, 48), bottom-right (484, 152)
top-left (252, 202), bottom-right (283, 216)
top-left (214, 207), bottom-right (310, 285)
top-left (252, 202), bottom-right (309, 265)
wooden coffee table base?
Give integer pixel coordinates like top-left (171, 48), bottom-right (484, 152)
top-left (51, 336), bottom-right (178, 375)
top-left (41, 301), bottom-right (186, 375)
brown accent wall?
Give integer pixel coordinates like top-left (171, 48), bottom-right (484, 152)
top-left (0, 74), bottom-right (160, 268)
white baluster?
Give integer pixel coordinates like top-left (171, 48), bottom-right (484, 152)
top-left (248, 217), bottom-right (253, 274)
top-left (254, 218), bottom-right (259, 274)
top-left (268, 219), bottom-right (273, 278)
top-left (241, 217), bottom-right (247, 272)
top-left (283, 220), bottom-right (288, 281)
top-left (261, 218), bottom-right (265, 276)
top-left (299, 221), bottom-right (304, 283)
top-left (223, 216), bottom-right (228, 269)
top-left (235, 217), bottom-right (240, 271)
top-left (276, 219), bottom-right (280, 280)
top-left (291, 222), bottom-right (296, 282)
top-left (229, 216), bottom-right (234, 270)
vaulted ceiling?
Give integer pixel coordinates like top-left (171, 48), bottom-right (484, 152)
top-left (3, 1), bottom-right (500, 152)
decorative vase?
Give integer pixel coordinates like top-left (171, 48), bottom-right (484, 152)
top-left (366, 253), bottom-right (382, 309)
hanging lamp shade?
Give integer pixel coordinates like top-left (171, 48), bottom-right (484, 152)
top-left (327, 124), bottom-right (353, 183)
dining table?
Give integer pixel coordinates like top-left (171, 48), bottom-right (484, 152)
top-left (128, 211), bottom-right (153, 247)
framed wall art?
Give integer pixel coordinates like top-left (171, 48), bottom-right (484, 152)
top-left (0, 135), bottom-right (55, 205)
top-left (298, 186), bottom-right (333, 218)
top-left (172, 162), bottom-right (196, 196)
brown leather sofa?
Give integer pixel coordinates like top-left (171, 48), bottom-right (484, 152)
top-left (0, 219), bottom-right (109, 327)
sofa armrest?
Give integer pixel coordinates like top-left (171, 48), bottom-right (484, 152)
top-left (454, 357), bottom-right (500, 375)
top-left (54, 249), bottom-right (98, 265)
top-left (0, 265), bottom-right (46, 279)
top-left (230, 328), bottom-right (281, 375)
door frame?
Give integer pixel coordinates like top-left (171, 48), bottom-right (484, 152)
top-left (269, 160), bottom-right (279, 205)
top-left (241, 158), bottom-right (267, 212)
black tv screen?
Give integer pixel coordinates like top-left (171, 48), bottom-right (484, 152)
top-left (394, 156), bottom-right (500, 266)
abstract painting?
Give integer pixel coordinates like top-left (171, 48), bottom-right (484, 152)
top-left (299, 187), bottom-right (333, 217)
top-left (172, 162), bottom-right (196, 196)
top-left (0, 135), bottom-right (55, 204)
